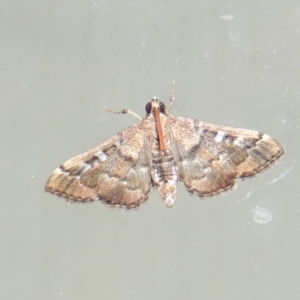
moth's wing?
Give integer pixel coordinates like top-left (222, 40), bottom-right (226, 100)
top-left (45, 124), bottom-right (153, 209)
top-left (171, 117), bottom-right (284, 197)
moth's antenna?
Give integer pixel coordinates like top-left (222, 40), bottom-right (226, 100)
top-left (167, 80), bottom-right (175, 112)
top-left (104, 107), bottom-right (142, 120)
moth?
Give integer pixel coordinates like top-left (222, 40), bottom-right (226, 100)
top-left (45, 90), bottom-right (284, 209)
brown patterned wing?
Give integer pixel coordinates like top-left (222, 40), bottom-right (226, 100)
top-left (45, 125), bottom-right (153, 209)
top-left (171, 117), bottom-right (284, 197)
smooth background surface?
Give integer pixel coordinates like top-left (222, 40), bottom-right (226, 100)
top-left (1, 1), bottom-right (298, 299)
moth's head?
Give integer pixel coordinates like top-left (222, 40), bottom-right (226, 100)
top-left (145, 97), bottom-right (166, 115)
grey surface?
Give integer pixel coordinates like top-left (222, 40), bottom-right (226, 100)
top-left (1, 1), bottom-right (298, 299)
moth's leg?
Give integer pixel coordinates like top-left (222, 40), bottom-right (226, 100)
top-left (167, 80), bottom-right (175, 112)
top-left (104, 107), bottom-right (142, 121)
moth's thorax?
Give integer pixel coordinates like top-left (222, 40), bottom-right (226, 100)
top-left (140, 111), bottom-right (174, 144)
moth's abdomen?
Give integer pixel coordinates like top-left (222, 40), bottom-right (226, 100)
top-left (151, 155), bottom-right (179, 207)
